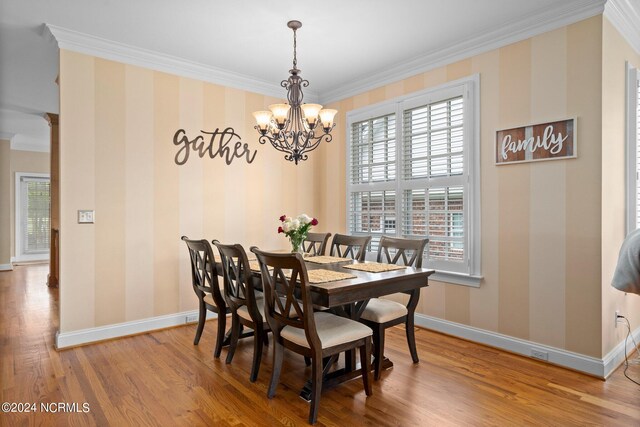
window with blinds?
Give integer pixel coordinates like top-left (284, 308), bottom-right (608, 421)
top-left (347, 78), bottom-right (479, 277)
top-left (21, 177), bottom-right (50, 254)
top-left (403, 97), bottom-right (464, 180)
top-left (350, 114), bottom-right (396, 184)
top-left (403, 187), bottom-right (464, 262)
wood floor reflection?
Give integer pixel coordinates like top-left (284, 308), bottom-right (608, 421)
top-left (1, 264), bottom-right (639, 426)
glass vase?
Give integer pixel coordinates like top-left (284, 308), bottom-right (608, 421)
top-left (290, 236), bottom-right (305, 255)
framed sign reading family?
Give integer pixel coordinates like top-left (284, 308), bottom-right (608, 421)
top-left (495, 118), bottom-right (576, 165)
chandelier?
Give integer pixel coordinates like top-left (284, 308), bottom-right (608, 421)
top-left (253, 20), bottom-right (337, 164)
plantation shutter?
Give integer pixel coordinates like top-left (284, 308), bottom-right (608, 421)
top-left (401, 95), bottom-right (466, 266)
top-left (402, 97), bottom-right (464, 180)
top-left (350, 114), bottom-right (396, 184)
top-left (349, 113), bottom-right (396, 251)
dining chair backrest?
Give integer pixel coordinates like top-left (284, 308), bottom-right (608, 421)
top-left (303, 232), bottom-right (331, 256)
top-left (181, 236), bottom-right (224, 308)
top-left (250, 248), bottom-right (320, 350)
top-left (212, 241), bottom-right (261, 319)
top-left (329, 234), bottom-right (372, 261)
top-left (377, 236), bottom-right (429, 268)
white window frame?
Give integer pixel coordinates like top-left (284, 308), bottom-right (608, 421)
top-left (626, 62), bottom-right (640, 235)
top-left (15, 172), bottom-right (51, 262)
top-left (346, 75), bottom-right (481, 287)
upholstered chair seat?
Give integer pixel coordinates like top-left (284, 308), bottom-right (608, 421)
top-left (202, 282), bottom-right (233, 307)
top-left (360, 299), bottom-right (408, 324)
top-left (237, 296), bottom-right (291, 322)
top-left (281, 311), bottom-right (372, 349)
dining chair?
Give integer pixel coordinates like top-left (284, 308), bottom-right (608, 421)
top-left (359, 235), bottom-right (429, 379)
top-left (302, 232), bottom-right (331, 256)
top-left (250, 247), bottom-right (373, 424)
top-left (212, 240), bottom-right (268, 383)
top-left (181, 236), bottom-right (228, 358)
top-left (329, 233), bottom-right (372, 261)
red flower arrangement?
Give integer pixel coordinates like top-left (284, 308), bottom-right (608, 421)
top-left (278, 213), bottom-right (318, 253)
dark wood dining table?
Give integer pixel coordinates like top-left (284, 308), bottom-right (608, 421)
top-left (217, 255), bottom-right (434, 399)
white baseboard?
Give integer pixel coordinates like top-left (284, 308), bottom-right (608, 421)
top-left (54, 308), bottom-right (640, 378)
top-left (55, 310), bottom-right (219, 349)
top-left (13, 254), bottom-right (50, 263)
top-left (0, 263), bottom-right (13, 271)
top-left (414, 313), bottom-right (640, 379)
top-left (603, 324), bottom-right (640, 378)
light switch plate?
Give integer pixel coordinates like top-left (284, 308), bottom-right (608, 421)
top-left (78, 210), bottom-right (95, 224)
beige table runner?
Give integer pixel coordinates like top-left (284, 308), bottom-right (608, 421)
top-left (284, 268), bottom-right (357, 284)
top-left (305, 255), bottom-right (354, 265)
top-left (248, 260), bottom-right (273, 272)
top-left (343, 262), bottom-right (407, 273)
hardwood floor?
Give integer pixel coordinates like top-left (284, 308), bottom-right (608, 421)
top-left (1, 264), bottom-right (639, 426)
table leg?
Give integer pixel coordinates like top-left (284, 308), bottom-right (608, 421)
top-left (299, 356), bottom-right (394, 401)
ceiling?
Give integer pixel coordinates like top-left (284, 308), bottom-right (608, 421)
top-left (0, 0), bottom-right (630, 151)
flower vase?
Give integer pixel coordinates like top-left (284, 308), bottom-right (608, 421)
top-left (290, 237), bottom-right (305, 255)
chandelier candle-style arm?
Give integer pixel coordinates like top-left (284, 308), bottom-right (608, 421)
top-left (253, 20), bottom-right (337, 165)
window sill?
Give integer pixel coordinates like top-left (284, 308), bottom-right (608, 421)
top-left (429, 271), bottom-right (482, 288)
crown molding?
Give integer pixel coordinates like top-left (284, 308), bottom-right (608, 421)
top-left (0, 132), bottom-right (15, 141)
top-left (43, 24), bottom-right (318, 102)
top-left (10, 140), bottom-right (50, 153)
top-left (43, 0), bottom-right (609, 107)
top-left (604, 0), bottom-right (640, 54)
top-left (319, 0), bottom-right (606, 105)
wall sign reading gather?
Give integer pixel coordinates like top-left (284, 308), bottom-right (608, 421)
top-left (173, 127), bottom-right (257, 166)
top-left (495, 118), bottom-right (576, 165)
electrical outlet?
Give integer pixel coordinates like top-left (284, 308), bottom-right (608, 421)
top-left (531, 348), bottom-right (549, 361)
top-left (77, 210), bottom-right (95, 224)
top-left (185, 314), bottom-right (199, 324)
top-left (615, 310), bottom-right (620, 328)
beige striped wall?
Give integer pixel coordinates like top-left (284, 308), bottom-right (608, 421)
top-left (57, 15), bottom-right (639, 359)
top-left (601, 17), bottom-right (640, 356)
top-left (58, 50), bottom-right (321, 331)
top-left (317, 16), bottom-right (606, 357)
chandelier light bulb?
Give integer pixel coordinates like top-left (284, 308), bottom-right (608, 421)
top-left (319, 109), bottom-right (338, 131)
top-left (253, 111), bottom-right (273, 134)
top-left (268, 103), bottom-right (291, 128)
top-left (300, 103), bottom-right (323, 129)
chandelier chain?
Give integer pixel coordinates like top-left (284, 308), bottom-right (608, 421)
top-left (292, 27), bottom-right (297, 70)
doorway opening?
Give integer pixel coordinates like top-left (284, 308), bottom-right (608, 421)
top-left (15, 173), bottom-right (51, 263)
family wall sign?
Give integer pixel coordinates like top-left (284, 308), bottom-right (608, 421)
top-left (495, 118), bottom-right (576, 165)
top-left (173, 127), bottom-right (257, 166)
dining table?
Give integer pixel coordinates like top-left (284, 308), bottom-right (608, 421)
top-left (216, 253), bottom-right (434, 400)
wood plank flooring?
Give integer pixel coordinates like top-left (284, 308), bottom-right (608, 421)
top-left (1, 264), bottom-right (639, 426)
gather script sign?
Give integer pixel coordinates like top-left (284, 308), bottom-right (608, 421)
top-left (495, 118), bottom-right (576, 165)
top-left (173, 127), bottom-right (257, 166)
